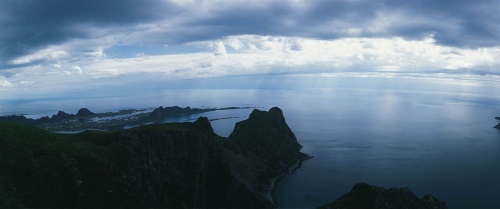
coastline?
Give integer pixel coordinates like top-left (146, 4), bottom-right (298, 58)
top-left (265, 153), bottom-right (314, 207)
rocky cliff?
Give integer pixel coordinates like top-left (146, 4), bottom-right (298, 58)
top-left (318, 183), bottom-right (448, 209)
top-left (0, 107), bottom-right (307, 208)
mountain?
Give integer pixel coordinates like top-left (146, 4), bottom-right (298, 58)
top-left (318, 183), bottom-right (448, 209)
top-left (0, 108), bottom-right (93, 125)
top-left (75, 108), bottom-right (95, 117)
top-left (144, 106), bottom-right (212, 121)
top-left (0, 106), bottom-right (220, 132)
top-left (0, 107), bottom-right (308, 208)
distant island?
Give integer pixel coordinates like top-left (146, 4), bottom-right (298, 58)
top-left (0, 107), bottom-right (448, 208)
top-left (0, 106), bottom-right (254, 132)
top-left (495, 117), bottom-right (500, 129)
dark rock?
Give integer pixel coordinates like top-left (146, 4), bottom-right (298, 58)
top-left (317, 182), bottom-right (448, 209)
top-left (0, 114), bottom-right (34, 125)
top-left (76, 108), bottom-right (95, 117)
top-left (193, 117), bottom-right (214, 132)
top-left (52, 111), bottom-right (72, 120)
top-left (145, 106), bottom-right (205, 121)
top-left (229, 107), bottom-right (305, 168)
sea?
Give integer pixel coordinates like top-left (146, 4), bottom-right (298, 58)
top-left (1, 73), bottom-right (500, 209)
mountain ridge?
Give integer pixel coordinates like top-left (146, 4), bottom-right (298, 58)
top-left (0, 107), bottom-right (307, 208)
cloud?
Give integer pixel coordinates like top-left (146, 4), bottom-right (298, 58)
top-left (2, 0), bottom-right (499, 70)
top-left (179, 0), bottom-right (500, 48)
top-left (3, 35), bottom-right (499, 85)
top-left (0, 0), bottom-right (178, 68)
top-left (72, 66), bottom-right (83, 74)
top-left (207, 41), bottom-right (227, 56)
top-left (0, 0), bottom-right (499, 100)
top-left (0, 76), bottom-right (13, 87)
top-left (19, 80), bottom-right (33, 85)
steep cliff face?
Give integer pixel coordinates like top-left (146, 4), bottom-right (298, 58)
top-left (114, 118), bottom-right (277, 208)
top-left (0, 107), bottom-right (305, 208)
top-left (114, 107), bottom-right (307, 208)
top-left (225, 107), bottom-right (308, 199)
top-left (318, 183), bottom-right (449, 209)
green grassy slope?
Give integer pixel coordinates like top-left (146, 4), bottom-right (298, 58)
top-left (0, 120), bottom-right (234, 208)
top-left (0, 121), bottom-right (140, 207)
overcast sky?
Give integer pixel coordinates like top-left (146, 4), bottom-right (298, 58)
top-left (1, 0), bottom-right (500, 99)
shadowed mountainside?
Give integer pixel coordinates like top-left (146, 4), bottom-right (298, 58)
top-left (0, 107), bottom-right (307, 208)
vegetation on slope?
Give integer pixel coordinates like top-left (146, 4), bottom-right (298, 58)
top-left (0, 120), bottom-right (135, 208)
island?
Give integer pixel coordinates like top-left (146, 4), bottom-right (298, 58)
top-left (495, 117), bottom-right (500, 129)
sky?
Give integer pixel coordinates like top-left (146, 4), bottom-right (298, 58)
top-left (1, 0), bottom-right (500, 100)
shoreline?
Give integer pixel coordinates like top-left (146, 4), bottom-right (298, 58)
top-left (265, 153), bottom-right (314, 207)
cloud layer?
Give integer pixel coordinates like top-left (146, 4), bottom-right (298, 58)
top-left (0, 0), bottom-right (499, 99)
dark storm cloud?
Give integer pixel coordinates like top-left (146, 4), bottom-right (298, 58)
top-left (0, 0), bottom-right (178, 68)
top-left (1, 0), bottom-right (499, 70)
top-left (182, 0), bottom-right (500, 47)
top-left (381, 0), bottom-right (500, 47)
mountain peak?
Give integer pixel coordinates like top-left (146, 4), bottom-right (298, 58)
top-left (76, 108), bottom-right (95, 117)
top-left (193, 117), bottom-right (213, 132)
top-left (229, 107), bottom-right (302, 164)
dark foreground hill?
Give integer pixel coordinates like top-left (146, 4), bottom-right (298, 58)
top-left (0, 107), bottom-right (307, 208)
top-left (318, 183), bottom-right (448, 209)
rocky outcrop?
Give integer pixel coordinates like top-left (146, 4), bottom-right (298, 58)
top-left (318, 183), bottom-right (448, 209)
top-left (226, 107), bottom-right (308, 198)
top-left (113, 107), bottom-right (308, 208)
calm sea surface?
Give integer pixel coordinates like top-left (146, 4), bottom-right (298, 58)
top-left (1, 74), bottom-right (500, 208)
